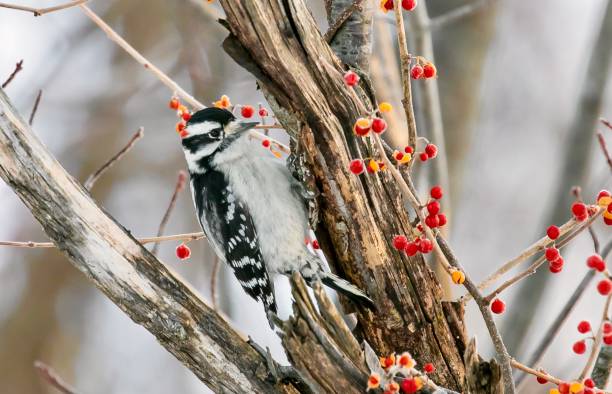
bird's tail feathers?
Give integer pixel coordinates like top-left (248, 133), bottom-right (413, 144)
top-left (320, 272), bottom-right (375, 309)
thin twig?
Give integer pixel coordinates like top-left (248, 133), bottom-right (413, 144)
top-left (77, 4), bottom-right (289, 154)
top-left (324, 0), bottom-right (365, 43)
top-left (483, 208), bottom-right (603, 304)
top-left (602, 117), bottom-right (612, 131)
top-left (151, 171), bottom-right (188, 256)
top-left (392, 0), bottom-right (417, 149)
top-left (1, 59), bottom-right (23, 88)
top-left (34, 360), bottom-right (78, 394)
top-left (0, 231), bottom-right (205, 249)
top-left (597, 131), bottom-right (612, 171)
top-left (465, 217), bottom-right (578, 302)
top-left (0, 0), bottom-right (87, 16)
top-left (29, 89), bottom-right (43, 125)
top-left (211, 256), bottom-right (220, 310)
top-left (510, 358), bottom-right (612, 393)
top-left (83, 127), bottom-right (144, 190)
top-left (580, 293), bottom-right (612, 380)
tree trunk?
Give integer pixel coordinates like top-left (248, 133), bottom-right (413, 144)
top-left (219, 1), bottom-right (471, 390)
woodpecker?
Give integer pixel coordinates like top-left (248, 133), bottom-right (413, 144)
top-left (180, 107), bottom-right (373, 323)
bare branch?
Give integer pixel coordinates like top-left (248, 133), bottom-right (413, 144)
top-left (427, 0), bottom-right (494, 31)
top-left (0, 231), bottom-right (205, 249)
top-left (483, 209), bottom-right (603, 303)
top-left (29, 89), bottom-right (43, 126)
top-left (597, 131), bottom-right (612, 171)
top-left (83, 127), bottom-right (144, 190)
top-left (0, 0), bottom-right (87, 16)
top-left (1, 59), bottom-right (23, 88)
top-left (151, 170), bottom-right (188, 256)
top-left (34, 361), bottom-right (78, 394)
top-left (580, 294), bottom-right (612, 380)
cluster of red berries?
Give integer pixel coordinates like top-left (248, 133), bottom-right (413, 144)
top-left (349, 158), bottom-right (387, 175)
top-left (537, 377), bottom-right (602, 394)
top-left (597, 190), bottom-right (612, 225)
top-left (418, 143), bottom-right (438, 162)
top-left (424, 186), bottom-right (446, 227)
top-left (543, 222), bottom-right (566, 274)
top-left (379, 0), bottom-right (417, 13)
top-left (410, 62), bottom-right (437, 80)
top-left (176, 243), bottom-right (191, 260)
top-left (392, 234), bottom-right (433, 256)
top-left (353, 116), bottom-right (388, 137)
top-left (169, 97), bottom-right (191, 138)
top-left (368, 351), bottom-right (432, 393)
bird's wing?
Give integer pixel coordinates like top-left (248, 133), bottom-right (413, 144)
top-left (191, 170), bottom-right (277, 314)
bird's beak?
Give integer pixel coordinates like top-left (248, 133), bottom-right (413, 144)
top-left (231, 121), bottom-right (259, 135)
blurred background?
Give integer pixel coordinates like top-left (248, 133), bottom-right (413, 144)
top-left (0, 0), bottom-right (611, 392)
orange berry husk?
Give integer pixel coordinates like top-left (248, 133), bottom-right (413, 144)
top-left (367, 373), bottom-right (381, 389)
top-left (169, 97), bottom-right (180, 110)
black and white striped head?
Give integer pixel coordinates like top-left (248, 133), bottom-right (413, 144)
top-left (181, 107), bottom-right (257, 172)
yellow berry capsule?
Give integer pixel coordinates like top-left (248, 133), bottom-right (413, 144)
top-left (598, 196), bottom-right (612, 207)
top-left (378, 102), bottom-right (393, 113)
top-left (400, 153), bottom-right (412, 164)
top-left (549, 389), bottom-right (560, 394)
top-left (368, 159), bottom-right (379, 173)
top-left (569, 382), bottom-right (583, 393)
top-left (604, 209), bottom-right (612, 220)
top-left (451, 270), bottom-right (465, 285)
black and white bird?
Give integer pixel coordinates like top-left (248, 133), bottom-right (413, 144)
top-left (180, 107), bottom-right (373, 323)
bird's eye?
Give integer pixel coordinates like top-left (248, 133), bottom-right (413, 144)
top-left (209, 128), bottom-right (223, 139)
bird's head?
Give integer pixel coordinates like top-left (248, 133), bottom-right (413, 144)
top-left (181, 107), bottom-right (258, 171)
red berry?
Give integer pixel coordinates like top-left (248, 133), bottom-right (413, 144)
top-left (419, 152), bottom-right (429, 162)
top-left (437, 213), bottom-right (447, 227)
top-left (410, 65), bottom-right (424, 79)
top-left (491, 298), bottom-right (505, 314)
top-left (544, 246), bottom-right (559, 261)
top-left (545, 247), bottom-right (560, 262)
top-left (572, 202), bottom-right (588, 219)
top-left (423, 363), bottom-right (435, 373)
top-left (401, 378), bottom-right (419, 394)
top-left (605, 217), bottom-right (612, 226)
top-left (587, 254), bottom-right (603, 268)
top-left (371, 117), bottom-right (387, 134)
top-left (598, 190), bottom-right (611, 200)
top-left (584, 389), bottom-right (594, 394)
top-left (402, 0), bottom-right (417, 11)
top-left (425, 143), bottom-right (438, 158)
top-left (430, 186), bottom-right (443, 199)
top-left (603, 322), bottom-right (612, 334)
top-left (258, 108), bottom-right (268, 117)
top-left (573, 340), bottom-right (587, 354)
top-left (312, 240), bottom-right (320, 250)
top-left (427, 201), bottom-right (440, 215)
top-left (405, 242), bottom-right (419, 256)
top-left (578, 320), bottom-right (592, 333)
top-left (349, 159), bottom-right (365, 175)
top-left (559, 383), bottom-right (570, 394)
top-left (423, 63), bottom-right (437, 78)
top-left (549, 262), bottom-right (563, 273)
top-left (241, 105), bottom-right (255, 118)
top-left (344, 70), bottom-right (360, 86)
top-left (547, 225), bottom-right (560, 240)
top-left (404, 145), bottom-right (414, 154)
top-left (169, 98), bottom-right (180, 110)
top-left (425, 214), bottom-right (439, 228)
top-left (393, 235), bottom-right (409, 251)
top-left (584, 378), bottom-right (595, 388)
top-left (604, 335), bottom-right (612, 345)
top-left (175, 243), bottom-right (191, 260)
top-left (262, 139), bottom-right (271, 148)
top-left (419, 239), bottom-right (433, 254)
top-left (597, 279), bottom-right (612, 296)
top-left (537, 375), bottom-right (548, 384)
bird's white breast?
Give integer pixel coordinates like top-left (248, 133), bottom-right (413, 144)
top-left (213, 136), bottom-right (310, 275)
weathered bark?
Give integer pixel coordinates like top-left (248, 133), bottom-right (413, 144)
top-left (0, 88), bottom-right (298, 394)
top-left (219, 1), bottom-right (468, 390)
